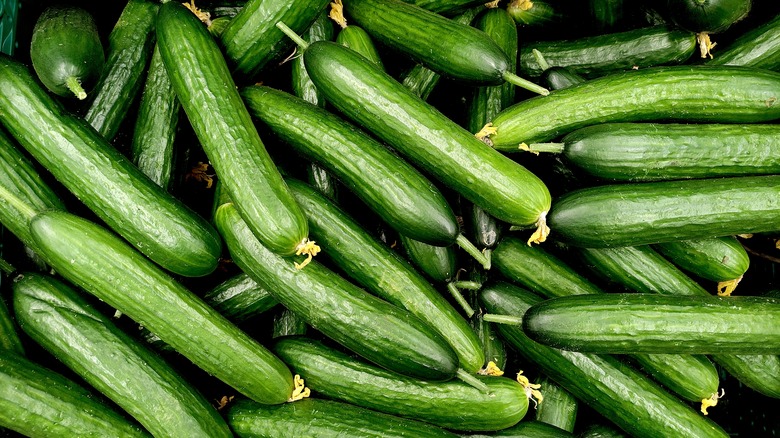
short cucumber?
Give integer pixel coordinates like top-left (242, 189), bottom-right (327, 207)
top-left (523, 293), bottom-right (780, 354)
top-left (708, 12), bottom-right (780, 69)
top-left (655, 236), bottom-right (750, 294)
top-left (13, 272), bottom-right (232, 438)
top-left (273, 336), bottom-right (528, 431)
top-left (534, 376), bottom-right (578, 433)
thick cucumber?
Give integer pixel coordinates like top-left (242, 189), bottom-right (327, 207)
top-left (13, 272), bottom-right (232, 438)
top-left (487, 66), bottom-right (780, 150)
top-left (665, 0), bottom-right (751, 34)
top-left (228, 398), bottom-right (460, 438)
top-left (336, 25), bottom-right (384, 69)
top-left (273, 336), bottom-right (528, 431)
top-left (28, 210), bottom-right (295, 405)
top-left (0, 55), bottom-right (221, 277)
top-left (655, 236), bottom-right (749, 294)
top-left (30, 6), bottom-right (104, 100)
top-left (523, 293), bottom-right (780, 354)
top-left (534, 377), bottom-right (578, 433)
top-left (214, 201), bottom-right (459, 381)
top-left (0, 352), bottom-right (149, 437)
top-left (708, 12), bottom-right (780, 69)
top-left (399, 234), bottom-right (457, 283)
top-left (158, 2), bottom-right (310, 258)
top-left (479, 282), bottom-right (729, 438)
top-left (548, 175), bottom-right (780, 248)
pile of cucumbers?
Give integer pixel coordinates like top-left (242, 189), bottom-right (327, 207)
top-left (1, 0), bottom-right (780, 436)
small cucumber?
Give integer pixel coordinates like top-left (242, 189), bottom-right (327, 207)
top-left (655, 236), bottom-right (749, 295)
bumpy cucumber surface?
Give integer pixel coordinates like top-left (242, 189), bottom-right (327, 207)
top-left (655, 236), bottom-right (749, 286)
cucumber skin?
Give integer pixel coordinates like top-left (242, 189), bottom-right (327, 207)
top-left (273, 336), bottom-right (528, 432)
top-left (305, 41), bottom-right (551, 227)
top-left (708, 13), bottom-right (780, 69)
top-left (0, 54), bottom-right (221, 277)
top-left (666, 0), bottom-right (751, 33)
top-left (291, 11), bottom-right (333, 109)
top-left (12, 273), bottom-right (232, 438)
top-left (0, 353), bottom-right (149, 437)
top-left (28, 210), bottom-right (295, 405)
top-left (471, 420), bottom-right (575, 437)
top-left (337, 25), bottom-right (384, 70)
top-left (489, 66), bottom-right (780, 149)
top-left (399, 234), bottom-right (457, 283)
top-left (203, 273), bottom-right (278, 323)
top-left (713, 354), bottom-right (780, 399)
top-left (655, 236), bottom-right (749, 283)
top-left (0, 294), bottom-right (24, 355)
top-left (479, 282), bottom-right (729, 438)
top-left (548, 175), bottom-right (780, 248)
top-left (157, 2), bottom-right (308, 256)
top-left (214, 202), bottom-right (460, 381)
top-left (534, 377), bottom-right (578, 433)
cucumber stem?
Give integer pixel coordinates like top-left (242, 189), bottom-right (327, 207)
top-left (523, 142), bottom-right (565, 154)
top-left (447, 282), bottom-right (476, 318)
top-left (482, 313), bottom-right (522, 325)
top-left (0, 184), bottom-right (37, 222)
top-left (502, 71), bottom-right (549, 96)
top-left (65, 76), bottom-right (87, 100)
top-left (0, 256), bottom-right (14, 276)
top-left (450, 281), bottom-right (482, 291)
top-left (456, 234), bottom-right (491, 270)
top-left (531, 49), bottom-right (550, 71)
top-left (276, 22), bottom-right (309, 50)
top-left (456, 368), bottom-right (490, 393)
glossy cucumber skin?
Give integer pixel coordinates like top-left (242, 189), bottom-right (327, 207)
top-left (305, 41), bottom-right (551, 227)
top-left (0, 353), bottom-right (150, 437)
top-left (157, 2), bottom-right (308, 256)
top-left (629, 353), bottom-right (720, 402)
top-left (541, 66), bottom-right (584, 90)
top-left (479, 282), bottom-right (729, 438)
top-left (203, 273), bottom-right (279, 323)
top-left (214, 202), bottom-right (459, 381)
top-left (273, 336), bottom-right (527, 431)
top-left (241, 86), bottom-right (459, 245)
top-left (0, 292), bottom-right (24, 355)
top-left (523, 293), bottom-right (780, 354)
top-left (548, 175), bottom-right (780, 248)
top-left (399, 234), bottom-right (457, 283)
top-left (28, 210), bottom-right (295, 405)
top-left (665, 0), bottom-right (751, 33)
top-left (12, 273), bottom-right (232, 438)
top-left (655, 236), bottom-right (749, 283)
top-left (713, 354), bottom-right (780, 398)
top-left (291, 11), bottom-right (333, 108)
top-left (488, 66), bottom-right (780, 149)
top-left (534, 377), bottom-right (578, 433)
top-left (708, 12), bottom-right (780, 69)
top-left (0, 54), bottom-right (221, 277)
top-left (337, 25), bottom-right (384, 69)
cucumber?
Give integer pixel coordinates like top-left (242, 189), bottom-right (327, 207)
top-left (588, 0), bottom-right (626, 31)
top-left (548, 175), bottom-right (780, 248)
top-left (292, 11), bottom-right (334, 108)
top-left (29, 6), bottom-right (104, 100)
top-left (713, 354), bottom-right (780, 399)
top-left (157, 2), bottom-right (311, 258)
top-left (0, 55), bottom-right (221, 277)
top-left (577, 424), bottom-right (629, 438)
top-left (336, 25), bottom-right (384, 70)
top-left (0, 282), bottom-right (24, 354)
top-left (0, 352), bottom-right (149, 437)
top-left (479, 282), bottom-right (729, 438)
top-left (534, 377), bottom-right (578, 433)
top-left (529, 49), bottom-right (586, 92)
top-left (13, 272), bottom-right (232, 438)
top-left (84, 0), bottom-right (158, 140)
top-left (654, 236), bottom-right (749, 294)
top-left (28, 209), bottom-right (295, 405)
top-left (708, 12), bottom-right (780, 69)
top-left (470, 311), bottom-right (508, 370)
top-left (402, 0), bottom-right (485, 14)
top-left (214, 201), bottom-right (459, 381)
top-left (273, 336), bottom-right (528, 431)
top-left (227, 398), bottom-right (460, 438)
top-left (272, 308), bottom-right (309, 338)
top-left (399, 234), bottom-right (457, 282)
top-left (487, 66), bottom-right (780, 150)
top-left (467, 420), bottom-right (575, 437)
top-left (665, 0), bottom-right (751, 34)
top-left (523, 293), bottom-right (780, 354)
top-left (507, 0), bottom-right (561, 28)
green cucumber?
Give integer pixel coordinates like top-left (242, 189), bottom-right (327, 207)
top-left (399, 234), bottom-right (457, 282)
top-left (655, 236), bottom-right (749, 294)
top-left (588, 0), bottom-right (626, 31)
top-left (0, 272), bottom-right (24, 354)
top-left (466, 201), bottom-right (503, 253)
top-left (28, 209), bottom-right (295, 405)
top-left (29, 6), bottom-right (104, 100)
top-left (523, 293), bottom-right (780, 354)
top-left (487, 66), bottom-right (780, 150)
top-left (534, 377), bottom-right (578, 433)
top-left (548, 175), bottom-right (780, 248)
top-left (466, 420), bottom-right (574, 437)
top-left (0, 55), bottom-right (221, 277)
top-left (292, 11), bottom-right (334, 108)
top-left (273, 336), bottom-right (528, 431)
top-left (336, 25), bottom-right (384, 70)
top-left (13, 272), bottom-right (232, 438)
top-left (577, 424), bottom-right (628, 438)
top-left (402, 0), bottom-right (485, 14)
top-left (470, 311), bottom-right (508, 371)
top-left (708, 12), bottom-right (780, 69)
top-left (214, 201), bottom-right (459, 381)
top-left (712, 354), bottom-right (780, 399)
top-left (272, 308), bottom-right (309, 338)
top-left (479, 282), bottom-right (729, 438)
top-left (158, 2), bottom-right (310, 258)
top-left (507, 0), bottom-right (561, 27)
top-left (665, 0), bottom-right (751, 34)
top-left (227, 398), bottom-right (460, 438)
top-left (530, 49), bottom-right (585, 92)
top-left (84, 0), bottom-right (158, 140)
top-left (0, 352), bottom-right (149, 437)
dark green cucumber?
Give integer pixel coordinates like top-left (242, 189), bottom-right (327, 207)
top-left (214, 201), bottom-right (459, 381)
top-left (29, 6), bottom-right (104, 100)
top-left (470, 312), bottom-right (508, 370)
top-left (0, 275), bottom-right (24, 354)
top-left (708, 12), bottom-right (780, 69)
top-left (271, 308), bottom-right (309, 338)
top-left (468, 420), bottom-right (575, 437)
top-left (578, 424), bottom-right (629, 438)
top-left (28, 210), bottom-right (295, 405)
top-left (204, 273), bottom-right (279, 322)
top-left (466, 201), bottom-right (503, 253)
top-left (0, 352), bottom-right (149, 437)
top-left (13, 272), bottom-right (232, 438)
top-left (655, 236), bottom-right (749, 292)
top-left (530, 49), bottom-right (586, 92)
top-left (228, 398), bottom-right (459, 438)
top-left (399, 234), bottom-right (457, 283)
top-left (84, 0), bottom-right (158, 140)
top-left (487, 66), bottom-right (780, 150)
top-left (534, 377), bottom-right (578, 433)
top-left (336, 25), bottom-right (384, 70)
top-left (588, 0), bottom-right (626, 31)
top-left (665, 0), bottom-right (751, 34)
top-left (523, 293), bottom-right (780, 354)
top-left (713, 354), bottom-right (780, 399)
top-left (158, 2), bottom-right (309, 257)
top-left (219, 0), bottom-right (330, 79)
top-left (479, 282), bottom-right (729, 438)
top-left (548, 175), bottom-right (780, 248)
top-left (0, 55), bottom-right (220, 277)
top-left (507, 0), bottom-right (561, 27)
top-left (292, 11), bottom-right (333, 108)
top-left (273, 336), bottom-right (528, 431)
top-left (402, 0), bottom-right (485, 14)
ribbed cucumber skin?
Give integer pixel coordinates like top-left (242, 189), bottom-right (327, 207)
top-left (629, 353), bottom-right (720, 403)
top-left (157, 2), bottom-right (308, 256)
top-left (488, 66), bottom-right (780, 149)
top-left (399, 234), bottom-right (457, 283)
top-left (534, 377), bottom-right (578, 433)
top-left (305, 41), bottom-right (551, 227)
top-left (84, 0), bottom-right (158, 140)
top-left (273, 336), bottom-right (528, 431)
top-left (28, 210), bottom-right (294, 405)
top-left (523, 293), bottom-right (780, 354)
top-left (548, 175), bottom-right (780, 248)
top-left (12, 273), bottom-right (232, 438)
top-left (0, 353), bottom-right (149, 437)
top-left (708, 13), bottom-right (780, 69)
top-left (241, 86), bottom-right (459, 245)
top-left (0, 55), bottom-right (221, 277)
top-left (479, 282), bottom-right (729, 438)
top-left (214, 202), bottom-right (459, 381)
top-left (655, 236), bottom-right (750, 283)
top-left (228, 398), bottom-right (460, 438)
top-left (336, 25), bottom-right (384, 69)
